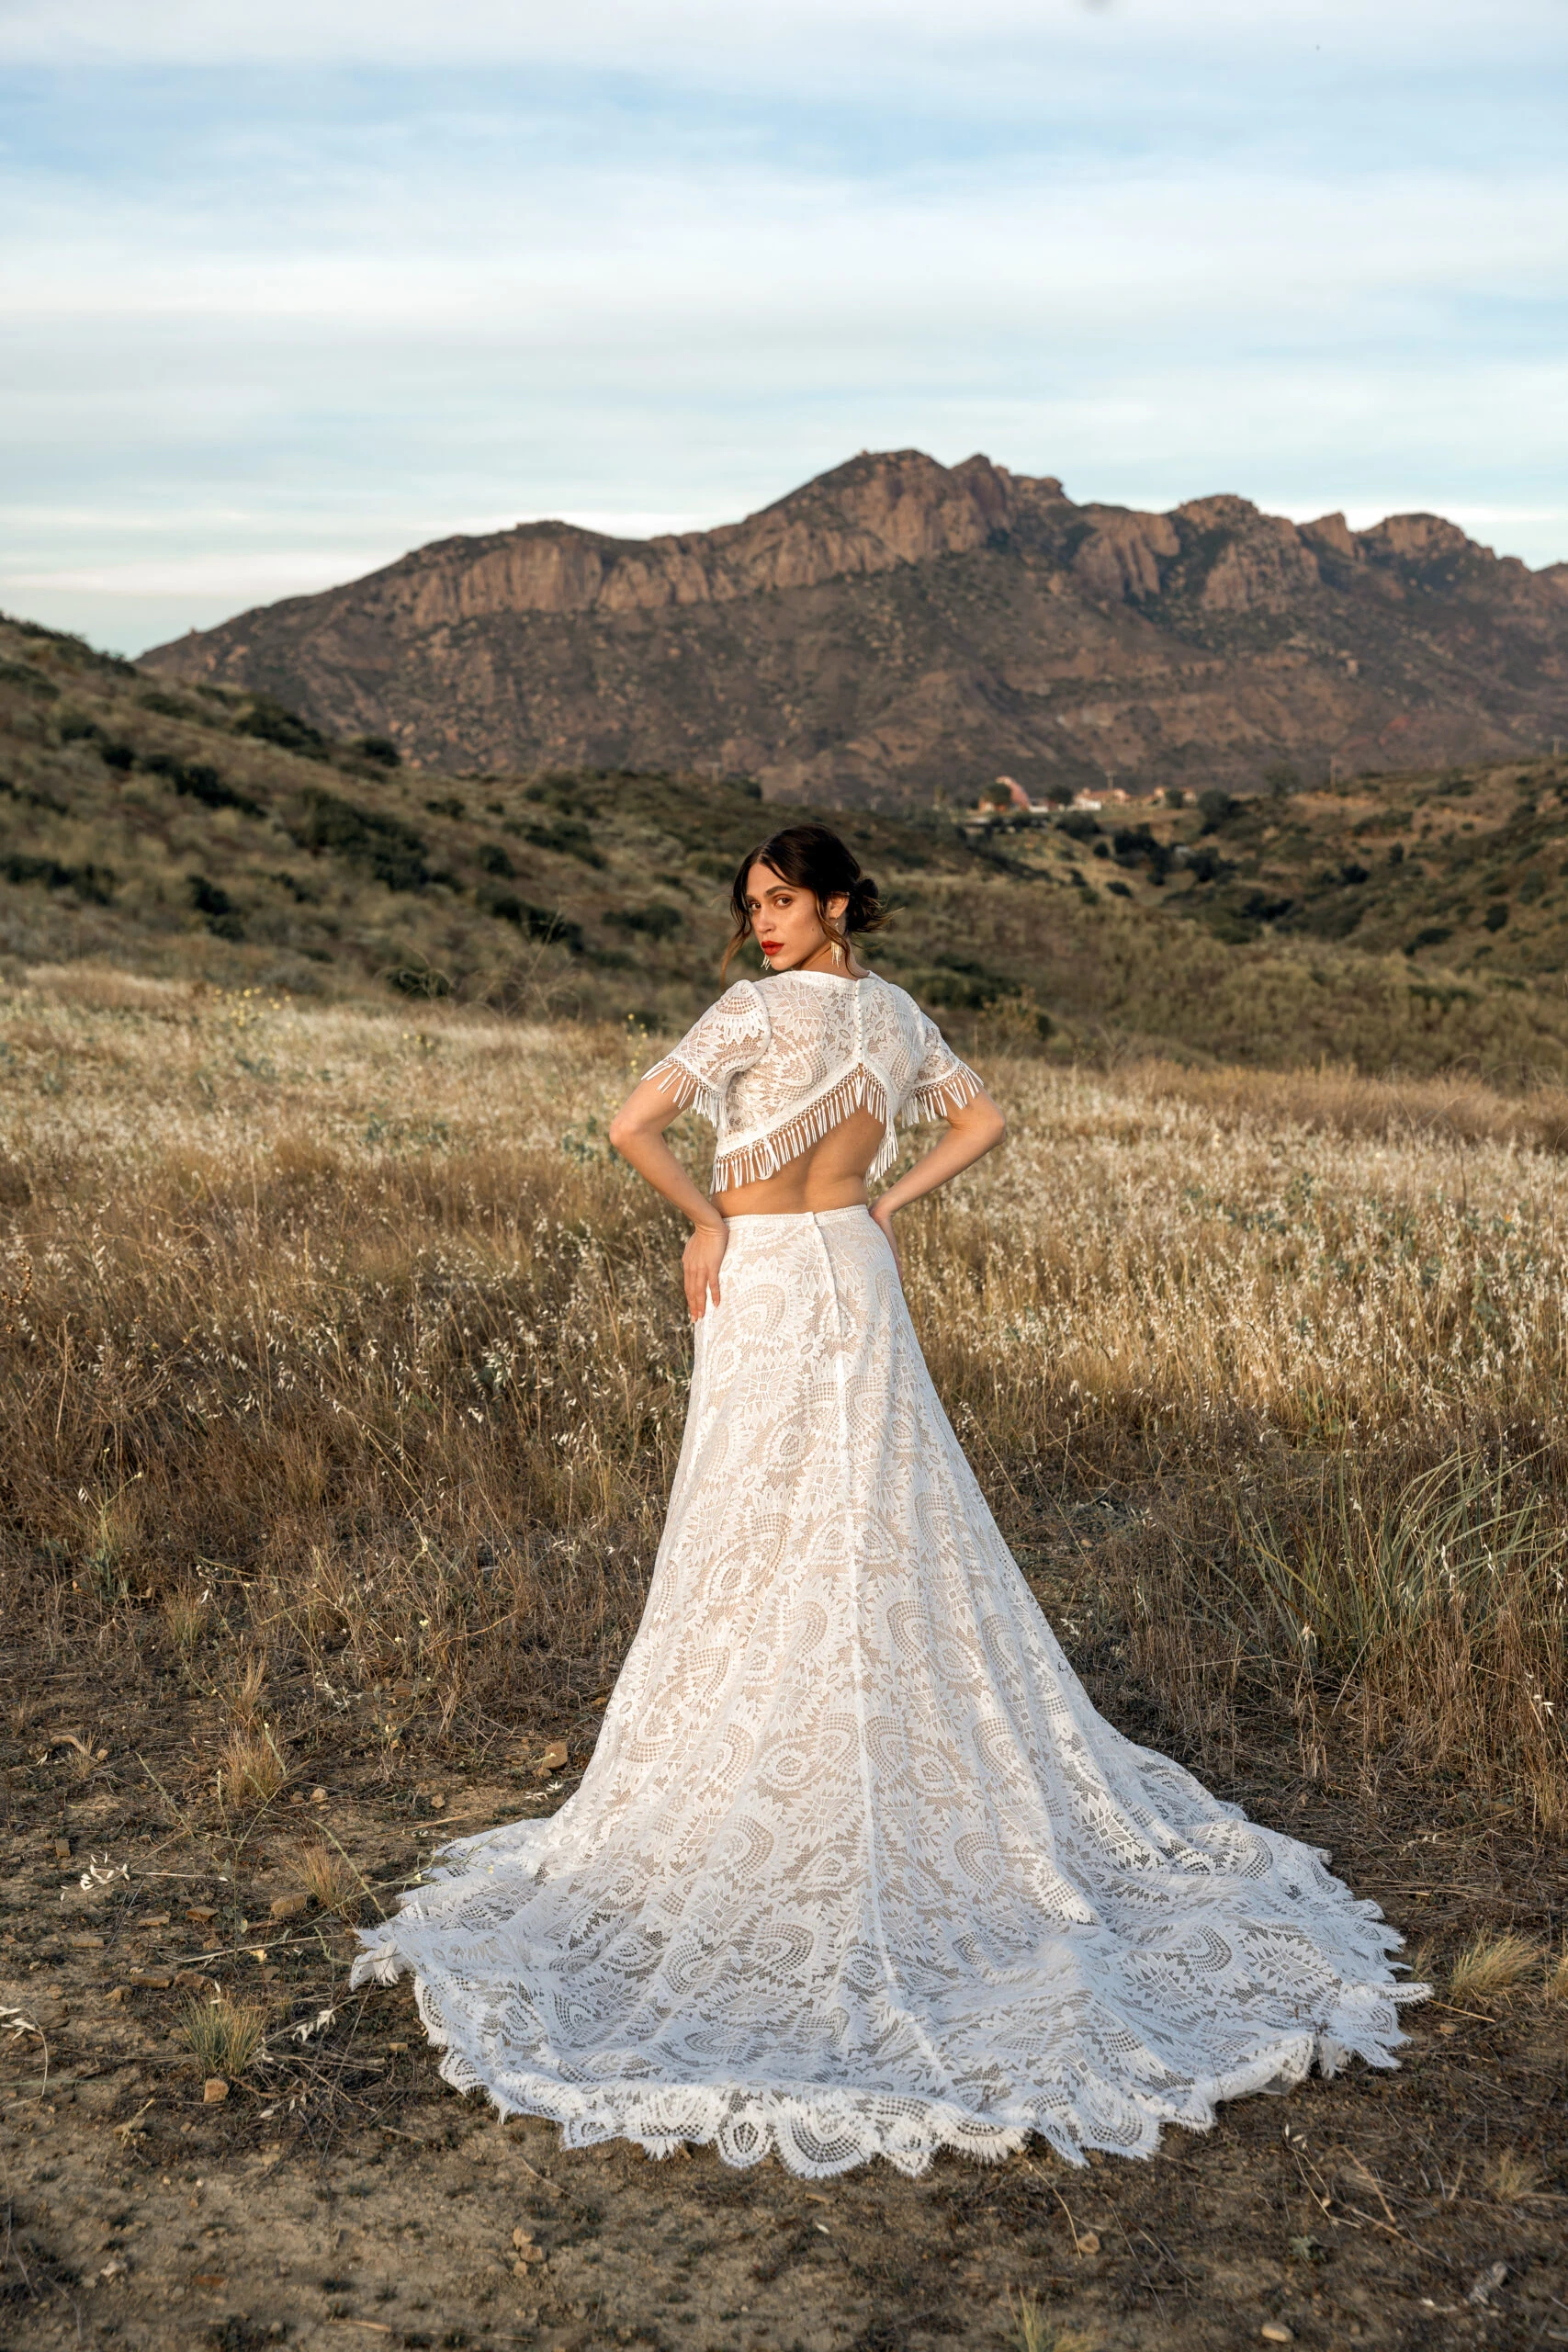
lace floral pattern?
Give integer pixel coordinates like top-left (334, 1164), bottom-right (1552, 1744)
top-left (355, 1207), bottom-right (1426, 2177)
top-left (643, 972), bottom-right (983, 1190)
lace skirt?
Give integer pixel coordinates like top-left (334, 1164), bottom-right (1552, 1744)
top-left (353, 1204), bottom-right (1424, 2177)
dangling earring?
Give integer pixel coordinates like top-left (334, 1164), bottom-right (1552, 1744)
top-left (759, 944), bottom-right (773, 970)
top-left (829, 930), bottom-right (846, 968)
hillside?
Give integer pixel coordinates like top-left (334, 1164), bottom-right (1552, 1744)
top-left (141, 449), bottom-right (1568, 809)
top-left (7, 609), bottom-right (1568, 1082)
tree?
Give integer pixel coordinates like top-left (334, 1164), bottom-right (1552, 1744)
top-left (1263, 760), bottom-right (1302, 797)
top-left (1197, 787), bottom-right (1236, 833)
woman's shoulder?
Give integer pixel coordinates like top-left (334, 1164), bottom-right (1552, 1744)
top-left (861, 970), bottom-right (930, 1024)
top-left (703, 976), bottom-right (771, 1027)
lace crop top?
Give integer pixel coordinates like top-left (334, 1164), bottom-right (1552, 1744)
top-left (643, 969), bottom-right (984, 1192)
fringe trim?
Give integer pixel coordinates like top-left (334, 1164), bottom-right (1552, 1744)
top-left (648, 1052), bottom-right (986, 1192)
top-left (713, 1066), bottom-right (897, 1192)
top-left (643, 1054), bottom-right (724, 1132)
top-left (902, 1059), bottom-right (986, 1131)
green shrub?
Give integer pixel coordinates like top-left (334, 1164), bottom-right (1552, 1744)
top-left (523, 819), bottom-right (604, 868)
top-left (290, 789), bottom-right (428, 890)
top-left (0, 658), bottom-right (59, 698)
top-left (234, 697), bottom-right (329, 760)
top-left (386, 958), bottom-right (452, 998)
top-left (355, 735), bottom-right (400, 768)
top-left (143, 751), bottom-right (262, 817)
top-left (486, 888), bottom-right (590, 942)
top-left (621, 902), bottom-right (682, 938)
top-left (2, 854), bottom-right (116, 903)
top-left (186, 874), bottom-right (243, 939)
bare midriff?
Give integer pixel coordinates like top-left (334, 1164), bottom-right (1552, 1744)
top-left (712, 1106), bottom-right (886, 1217)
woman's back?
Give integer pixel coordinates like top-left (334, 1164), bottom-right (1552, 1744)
top-left (644, 967), bottom-right (985, 1216)
top-left (714, 1101), bottom-right (887, 1215)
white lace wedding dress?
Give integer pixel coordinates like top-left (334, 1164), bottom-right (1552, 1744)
top-left (354, 978), bottom-right (1425, 2177)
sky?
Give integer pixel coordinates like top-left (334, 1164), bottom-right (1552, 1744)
top-left (2, 0), bottom-right (1565, 657)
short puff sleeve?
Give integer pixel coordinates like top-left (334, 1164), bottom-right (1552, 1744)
top-left (904, 1011), bottom-right (985, 1126)
top-left (642, 981), bottom-right (771, 1129)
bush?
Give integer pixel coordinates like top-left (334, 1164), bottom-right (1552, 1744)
top-left (1484, 900), bottom-right (1509, 932)
top-left (479, 891), bottom-right (585, 952)
top-left (1112, 826), bottom-right (1173, 882)
top-left (234, 697), bottom-right (329, 761)
top-left (386, 959), bottom-right (452, 998)
top-left (355, 735), bottom-right (400, 768)
top-left (1184, 845), bottom-right (1230, 884)
top-left (290, 789), bottom-right (429, 891)
top-left (476, 843), bottom-right (515, 877)
top-left (621, 903), bottom-right (682, 938)
top-left (143, 751), bottom-right (262, 817)
top-left (1197, 787), bottom-right (1237, 832)
top-left (2, 853), bottom-right (116, 903)
top-left (425, 796), bottom-right (466, 819)
top-left (187, 875), bottom-right (243, 939)
top-left (1263, 760), bottom-right (1302, 797)
top-left (524, 819), bottom-right (605, 869)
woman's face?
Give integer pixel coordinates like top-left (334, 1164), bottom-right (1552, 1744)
top-left (745, 864), bottom-right (849, 971)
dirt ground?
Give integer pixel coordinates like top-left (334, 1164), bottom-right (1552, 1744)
top-left (5, 1538), bottom-right (1567, 2352)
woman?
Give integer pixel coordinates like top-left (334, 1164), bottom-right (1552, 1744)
top-left (355, 822), bottom-right (1424, 2177)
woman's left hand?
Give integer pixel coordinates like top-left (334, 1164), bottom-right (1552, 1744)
top-left (870, 1198), bottom-right (905, 1287)
top-left (682, 1218), bottom-right (728, 1320)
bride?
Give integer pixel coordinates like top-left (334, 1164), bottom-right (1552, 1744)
top-left (355, 820), bottom-right (1426, 2177)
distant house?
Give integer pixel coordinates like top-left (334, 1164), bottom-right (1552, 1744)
top-left (962, 774), bottom-right (1134, 826)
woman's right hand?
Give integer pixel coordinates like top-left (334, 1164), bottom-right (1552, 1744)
top-left (682, 1218), bottom-right (728, 1321)
top-left (870, 1197), bottom-right (906, 1288)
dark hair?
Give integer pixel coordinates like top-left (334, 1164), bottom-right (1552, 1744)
top-left (722, 823), bottom-right (888, 975)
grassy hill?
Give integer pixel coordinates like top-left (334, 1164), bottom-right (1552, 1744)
top-left (6, 607), bottom-right (1568, 1082)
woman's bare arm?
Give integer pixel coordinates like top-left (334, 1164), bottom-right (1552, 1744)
top-left (607, 1079), bottom-right (729, 1320)
top-left (869, 1089), bottom-right (1006, 1272)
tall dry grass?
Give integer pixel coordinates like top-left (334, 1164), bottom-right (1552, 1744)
top-left (2, 966), bottom-right (1565, 1819)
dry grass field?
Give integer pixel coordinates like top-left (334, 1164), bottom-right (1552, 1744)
top-left (3, 967), bottom-right (1568, 2352)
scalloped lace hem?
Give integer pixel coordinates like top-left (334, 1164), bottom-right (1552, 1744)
top-left (350, 1947), bottom-right (1428, 2179)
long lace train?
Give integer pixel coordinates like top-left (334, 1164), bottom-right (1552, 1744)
top-left (353, 1205), bottom-right (1426, 2177)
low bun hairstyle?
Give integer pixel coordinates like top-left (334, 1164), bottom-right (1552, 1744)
top-left (722, 823), bottom-right (888, 975)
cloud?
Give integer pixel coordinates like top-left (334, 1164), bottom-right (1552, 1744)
top-left (2, 2), bottom-right (1563, 655)
top-left (5, 0), bottom-right (1561, 72)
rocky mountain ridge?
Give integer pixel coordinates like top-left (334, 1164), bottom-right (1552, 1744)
top-left (144, 449), bottom-right (1568, 808)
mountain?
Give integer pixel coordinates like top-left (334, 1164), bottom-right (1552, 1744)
top-left (9, 609), bottom-right (1568, 1087)
top-left (141, 452), bottom-right (1568, 811)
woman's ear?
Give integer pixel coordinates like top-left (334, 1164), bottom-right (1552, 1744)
top-left (823, 892), bottom-right (850, 923)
